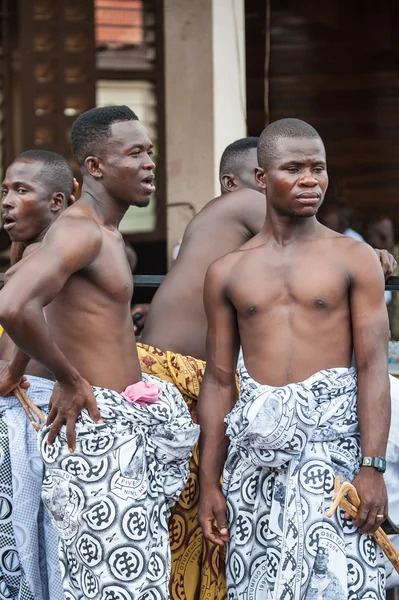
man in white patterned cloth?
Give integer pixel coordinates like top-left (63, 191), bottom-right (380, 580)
top-left (0, 106), bottom-right (198, 600)
top-left (198, 118), bottom-right (390, 600)
top-left (0, 149), bottom-right (76, 600)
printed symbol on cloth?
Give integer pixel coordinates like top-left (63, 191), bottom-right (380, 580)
top-left (347, 558), bottom-right (365, 592)
top-left (1, 548), bottom-right (20, 574)
top-left (228, 550), bottom-right (246, 585)
top-left (66, 548), bottom-right (80, 576)
top-left (147, 553), bottom-right (166, 582)
top-left (76, 532), bottom-right (103, 567)
top-left (169, 514), bottom-right (185, 550)
top-left (122, 506), bottom-right (148, 541)
top-left (40, 433), bottom-right (61, 463)
top-left (81, 565), bottom-right (99, 598)
top-left (242, 473), bottom-right (259, 505)
top-left (234, 511), bottom-right (253, 546)
top-left (265, 547), bottom-right (281, 582)
top-left (359, 536), bottom-right (378, 567)
top-left (301, 558), bottom-right (309, 586)
top-left (83, 497), bottom-right (116, 531)
top-left (64, 592), bottom-right (78, 600)
top-left (109, 546), bottom-right (145, 581)
top-left (61, 455), bottom-right (109, 482)
top-left (136, 589), bottom-right (163, 600)
top-left (81, 433), bottom-right (114, 456)
top-left (299, 460), bottom-right (334, 494)
top-left (305, 522), bottom-right (337, 556)
top-left (0, 495), bottom-right (12, 521)
top-left (378, 566), bottom-right (386, 598)
top-left (255, 512), bottom-right (274, 546)
top-left (149, 504), bottom-right (159, 537)
top-left (359, 591), bottom-right (379, 600)
top-left (100, 585), bottom-right (133, 600)
top-left (285, 429), bottom-right (307, 453)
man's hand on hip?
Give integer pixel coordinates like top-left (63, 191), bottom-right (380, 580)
top-left (350, 467), bottom-right (388, 534)
top-left (199, 486), bottom-right (230, 546)
top-left (46, 376), bottom-right (103, 452)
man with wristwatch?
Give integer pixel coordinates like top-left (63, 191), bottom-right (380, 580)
top-left (198, 118), bottom-right (390, 600)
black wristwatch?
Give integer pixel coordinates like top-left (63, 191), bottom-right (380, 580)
top-left (360, 456), bottom-right (386, 473)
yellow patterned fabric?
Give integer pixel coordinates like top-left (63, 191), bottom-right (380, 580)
top-left (137, 342), bottom-right (227, 600)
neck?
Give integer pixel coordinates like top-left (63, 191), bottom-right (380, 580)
top-left (80, 180), bottom-right (128, 228)
top-left (30, 223), bottom-right (52, 245)
top-left (262, 207), bottom-right (319, 245)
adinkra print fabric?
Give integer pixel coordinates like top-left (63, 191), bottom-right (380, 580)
top-left (39, 375), bottom-right (199, 600)
top-left (223, 365), bottom-right (385, 600)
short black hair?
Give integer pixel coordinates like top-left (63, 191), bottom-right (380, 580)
top-left (71, 105), bottom-right (139, 167)
top-left (219, 136), bottom-right (259, 177)
top-left (17, 150), bottom-right (74, 200)
top-left (257, 118), bottom-right (323, 169)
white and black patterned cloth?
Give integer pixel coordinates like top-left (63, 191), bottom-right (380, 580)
top-left (223, 365), bottom-right (385, 600)
top-left (39, 374), bottom-right (199, 600)
top-left (0, 375), bottom-right (63, 600)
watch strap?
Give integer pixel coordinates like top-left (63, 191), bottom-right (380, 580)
top-left (360, 456), bottom-right (386, 473)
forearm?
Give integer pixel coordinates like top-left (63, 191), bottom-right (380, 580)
top-left (357, 363), bottom-right (390, 457)
top-left (0, 305), bottom-right (80, 383)
top-left (198, 374), bottom-right (236, 488)
top-left (8, 346), bottom-right (31, 379)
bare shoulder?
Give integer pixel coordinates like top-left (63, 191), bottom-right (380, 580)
top-left (44, 204), bottom-right (103, 247)
top-left (205, 249), bottom-right (242, 288)
top-left (329, 235), bottom-right (383, 282)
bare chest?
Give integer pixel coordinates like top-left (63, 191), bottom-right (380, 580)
top-left (229, 255), bottom-right (349, 319)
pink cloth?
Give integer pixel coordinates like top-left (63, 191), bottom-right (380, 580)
top-left (121, 380), bottom-right (162, 405)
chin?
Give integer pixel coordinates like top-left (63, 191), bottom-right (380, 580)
top-left (134, 198), bottom-right (151, 208)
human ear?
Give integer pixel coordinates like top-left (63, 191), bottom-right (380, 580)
top-left (50, 192), bottom-right (65, 212)
top-left (221, 174), bottom-right (238, 192)
top-left (68, 178), bottom-right (79, 205)
top-left (255, 167), bottom-right (267, 190)
top-left (85, 156), bottom-right (103, 178)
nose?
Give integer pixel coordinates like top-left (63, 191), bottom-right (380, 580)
top-left (1, 191), bottom-right (15, 209)
top-left (143, 153), bottom-right (155, 171)
top-left (298, 170), bottom-right (318, 186)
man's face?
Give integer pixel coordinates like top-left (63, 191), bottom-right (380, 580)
top-left (1, 159), bottom-right (55, 242)
top-left (314, 548), bottom-right (329, 574)
top-left (101, 120), bottom-right (155, 208)
top-left (256, 137), bottom-right (328, 218)
top-left (365, 218), bottom-right (395, 251)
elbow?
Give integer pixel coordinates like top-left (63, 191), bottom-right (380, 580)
top-left (0, 302), bottom-right (21, 329)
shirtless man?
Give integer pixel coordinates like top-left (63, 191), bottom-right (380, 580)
top-left (141, 141), bottom-right (395, 361)
top-left (0, 149), bottom-right (74, 600)
top-left (0, 106), bottom-right (198, 599)
top-left (142, 136), bottom-right (264, 360)
top-left (198, 118), bottom-right (390, 600)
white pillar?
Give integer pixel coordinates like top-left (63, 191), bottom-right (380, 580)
top-left (164, 0), bottom-right (246, 264)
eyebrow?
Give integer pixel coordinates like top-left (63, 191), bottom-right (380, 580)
top-left (281, 160), bottom-right (326, 167)
top-left (127, 143), bottom-right (154, 152)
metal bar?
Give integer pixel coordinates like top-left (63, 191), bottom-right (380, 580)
top-left (133, 274), bottom-right (164, 287)
top-left (0, 274), bottom-right (398, 290)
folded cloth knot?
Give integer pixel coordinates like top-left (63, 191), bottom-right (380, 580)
top-left (121, 380), bottom-right (162, 404)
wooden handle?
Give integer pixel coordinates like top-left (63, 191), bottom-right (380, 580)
top-left (13, 385), bottom-right (45, 431)
top-left (327, 476), bottom-right (399, 573)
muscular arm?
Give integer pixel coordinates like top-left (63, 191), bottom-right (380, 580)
top-left (0, 215), bottom-right (103, 448)
top-left (350, 243), bottom-right (390, 533)
top-left (198, 258), bottom-right (239, 545)
top-left (0, 216), bottom-right (102, 381)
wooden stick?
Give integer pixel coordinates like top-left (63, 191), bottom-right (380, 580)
top-left (13, 385), bottom-right (45, 432)
top-left (327, 475), bottom-right (399, 573)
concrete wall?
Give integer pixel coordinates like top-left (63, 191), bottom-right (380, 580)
top-left (164, 0), bottom-right (246, 264)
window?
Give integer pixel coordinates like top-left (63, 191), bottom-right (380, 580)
top-left (95, 0), bottom-right (165, 239)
